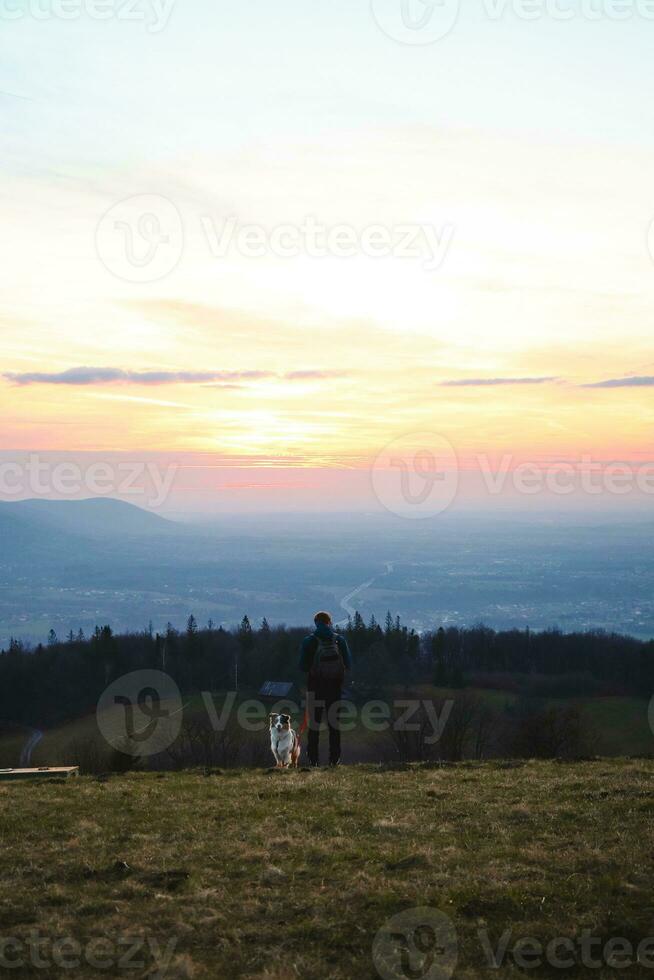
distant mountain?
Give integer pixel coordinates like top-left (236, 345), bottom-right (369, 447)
top-left (0, 498), bottom-right (174, 541)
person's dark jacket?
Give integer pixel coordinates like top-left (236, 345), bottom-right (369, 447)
top-left (299, 624), bottom-right (352, 679)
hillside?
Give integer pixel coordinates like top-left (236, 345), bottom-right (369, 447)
top-left (0, 688), bottom-right (650, 769)
top-left (0, 498), bottom-right (187, 646)
top-left (0, 497), bottom-right (173, 541)
top-left (1, 761), bottom-right (652, 978)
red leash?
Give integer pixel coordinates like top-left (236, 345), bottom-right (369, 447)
top-left (297, 702), bottom-right (309, 740)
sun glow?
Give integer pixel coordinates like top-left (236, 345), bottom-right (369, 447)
top-left (2, 6), bottom-right (653, 510)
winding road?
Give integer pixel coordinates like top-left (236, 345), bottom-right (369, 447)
top-left (337, 561), bottom-right (395, 625)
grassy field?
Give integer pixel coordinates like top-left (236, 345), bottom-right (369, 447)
top-left (1, 760), bottom-right (653, 978)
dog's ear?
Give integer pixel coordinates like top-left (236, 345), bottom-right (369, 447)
top-left (269, 713), bottom-right (276, 723)
top-left (282, 714), bottom-right (291, 724)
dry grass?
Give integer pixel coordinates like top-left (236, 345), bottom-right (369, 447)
top-left (0, 761), bottom-right (653, 977)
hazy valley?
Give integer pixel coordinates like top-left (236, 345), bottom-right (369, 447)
top-left (1, 499), bottom-right (653, 648)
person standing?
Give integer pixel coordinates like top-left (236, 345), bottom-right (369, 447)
top-left (299, 611), bottom-right (352, 767)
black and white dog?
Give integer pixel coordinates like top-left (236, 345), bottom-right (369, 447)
top-left (269, 713), bottom-right (301, 768)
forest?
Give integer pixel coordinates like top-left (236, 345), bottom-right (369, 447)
top-left (1, 613), bottom-right (652, 730)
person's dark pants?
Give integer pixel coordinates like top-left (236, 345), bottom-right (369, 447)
top-left (307, 684), bottom-right (342, 766)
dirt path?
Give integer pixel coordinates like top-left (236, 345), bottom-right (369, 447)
top-left (19, 728), bottom-right (43, 767)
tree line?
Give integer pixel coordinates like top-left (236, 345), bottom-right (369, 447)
top-left (0, 613), bottom-right (652, 728)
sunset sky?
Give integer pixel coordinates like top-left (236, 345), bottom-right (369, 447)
top-left (2, 1), bottom-right (653, 512)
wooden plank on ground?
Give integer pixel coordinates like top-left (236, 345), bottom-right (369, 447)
top-left (0, 767), bottom-right (79, 782)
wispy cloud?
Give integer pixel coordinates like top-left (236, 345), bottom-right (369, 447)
top-left (582, 376), bottom-right (654, 389)
top-left (3, 367), bottom-right (347, 387)
top-left (440, 377), bottom-right (558, 388)
top-left (4, 367), bottom-right (249, 386)
top-left (0, 89), bottom-right (35, 102)
top-left (284, 370), bottom-right (348, 381)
